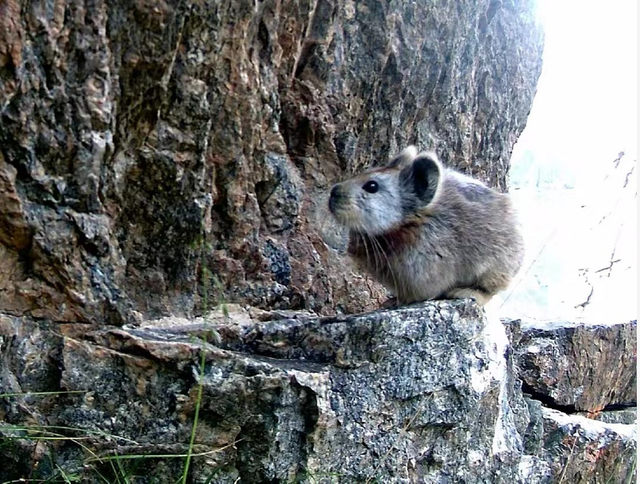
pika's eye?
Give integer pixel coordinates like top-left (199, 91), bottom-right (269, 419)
top-left (362, 180), bottom-right (379, 193)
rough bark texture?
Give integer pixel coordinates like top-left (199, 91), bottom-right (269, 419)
top-left (0, 303), bottom-right (636, 482)
top-left (0, 0), bottom-right (543, 322)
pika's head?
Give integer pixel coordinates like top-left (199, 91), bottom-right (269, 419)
top-left (328, 146), bottom-right (443, 235)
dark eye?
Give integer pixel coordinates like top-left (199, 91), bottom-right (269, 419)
top-left (362, 180), bottom-right (379, 193)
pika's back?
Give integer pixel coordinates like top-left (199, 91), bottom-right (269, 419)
top-left (328, 146), bottom-right (524, 306)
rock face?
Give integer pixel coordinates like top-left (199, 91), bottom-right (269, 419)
top-left (0, 0), bottom-right (544, 322)
top-left (0, 303), bottom-right (636, 482)
top-left (511, 320), bottom-right (637, 415)
top-left (5, 1), bottom-right (631, 483)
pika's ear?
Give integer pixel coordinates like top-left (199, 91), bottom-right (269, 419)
top-left (400, 152), bottom-right (442, 205)
top-left (386, 146), bottom-right (418, 169)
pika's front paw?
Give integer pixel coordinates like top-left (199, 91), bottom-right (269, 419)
top-left (381, 297), bottom-right (398, 309)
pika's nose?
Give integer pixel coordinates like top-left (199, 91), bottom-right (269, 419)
top-left (328, 184), bottom-right (342, 213)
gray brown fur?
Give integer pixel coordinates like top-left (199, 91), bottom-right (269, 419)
top-left (328, 146), bottom-right (524, 306)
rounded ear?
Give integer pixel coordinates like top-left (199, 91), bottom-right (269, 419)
top-left (400, 152), bottom-right (442, 205)
top-left (386, 145), bottom-right (418, 169)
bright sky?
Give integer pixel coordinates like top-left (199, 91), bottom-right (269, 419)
top-left (499, 0), bottom-right (637, 323)
top-left (512, 0), bottom-right (637, 186)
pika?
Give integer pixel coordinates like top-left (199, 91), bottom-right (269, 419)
top-left (328, 146), bottom-right (524, 306)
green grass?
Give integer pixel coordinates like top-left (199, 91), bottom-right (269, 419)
top-left (177, 236), bottom-right (225, 483)
top-left (0, 391), bottom-right (238, 482)
top-left (180, 341), bottom-right (206, 484)
top-left (0, 240), bottom-right (228, 482)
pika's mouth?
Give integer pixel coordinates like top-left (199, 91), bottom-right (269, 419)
top-left (328, 184), bottom-right (345, 215)
top-left (329, 184), bottom-right (364, 229)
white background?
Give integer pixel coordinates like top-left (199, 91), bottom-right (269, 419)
top-left (493, 0), bottom-right (638, 323)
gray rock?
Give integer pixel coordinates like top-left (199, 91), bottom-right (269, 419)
top-left (508, 319), bottom-right (637, 413)
top-left (1, 303), bottom-right (636, 482)
top-left (535, 405), bottom-right (636, 484)
top-left (586, 408), bottom-right (637, 425)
